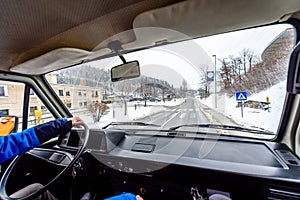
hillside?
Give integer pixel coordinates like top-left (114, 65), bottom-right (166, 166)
top-left (219, 28), bottom-right (294, 97)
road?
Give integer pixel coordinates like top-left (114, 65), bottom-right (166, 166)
top-left (135, 98), bottom-right (209, 129)
top-left (78, 97), bottom-right (239, 130)
top-left (79, 97), bottom-right (273, 138)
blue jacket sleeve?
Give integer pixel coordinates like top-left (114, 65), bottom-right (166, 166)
top-left (0, 127), bottom-right (39, 164)
top-left (104, 193), bottom-right (136, 200)
top-left (34, 118), bottom-right (72, 144)
top-left (0, 118), bottom-right (72, 164)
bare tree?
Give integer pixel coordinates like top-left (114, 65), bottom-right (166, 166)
top-left (88, 100), bottom-right (109, 122)
top-left (219, 58), bottom-right (232, 90)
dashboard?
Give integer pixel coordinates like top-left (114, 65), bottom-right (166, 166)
top-left (55, 128), bottom-right (300, 199)
top-left (59, 128), bottom-right (125, 152)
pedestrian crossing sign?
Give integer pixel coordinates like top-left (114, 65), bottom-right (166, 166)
top-left (236, 92), bottom-right (247, 101)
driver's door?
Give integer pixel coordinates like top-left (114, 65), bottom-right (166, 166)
top-left (0, 80), bottom-right (55, 184)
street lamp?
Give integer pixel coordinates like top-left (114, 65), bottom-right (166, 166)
top-left (212, 55), bottom-right (217, 108)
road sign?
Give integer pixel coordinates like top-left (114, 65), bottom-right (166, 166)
top-left (207, 71), bottom-right (214, 82)
top-left (236, 92), bottom-right (247, 101)
top-left (236, 92), bottom-right (247, 118)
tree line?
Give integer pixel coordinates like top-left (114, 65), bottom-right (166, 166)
top-left (56, 65), bottom-right (179, 99)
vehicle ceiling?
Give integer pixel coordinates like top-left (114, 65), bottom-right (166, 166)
top-left (1, 0), bottom-right (300, 75)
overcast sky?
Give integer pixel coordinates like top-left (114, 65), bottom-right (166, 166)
top-left (196, 24), bottom-right (293, 62)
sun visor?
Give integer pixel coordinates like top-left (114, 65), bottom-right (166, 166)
top-left (10, 48), bottom-right (90, 75)
top-left (133, 0), bottom-right (300, 39)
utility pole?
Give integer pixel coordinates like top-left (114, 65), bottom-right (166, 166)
top-left (212, 55), bottom-right (217, 108)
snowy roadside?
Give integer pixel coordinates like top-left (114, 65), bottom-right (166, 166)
top-left (199, 81), bottom-right (286, 133)
top-left (196, 99), bottom-right (239, 126)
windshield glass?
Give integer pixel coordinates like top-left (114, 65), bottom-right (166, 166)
top-left (46, 24), bottom-right (295, 139)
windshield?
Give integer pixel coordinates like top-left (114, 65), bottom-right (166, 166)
top-left (46, 24), bottom-right (295, 139)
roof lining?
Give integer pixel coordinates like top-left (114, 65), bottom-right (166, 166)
top-left (7, 0), bottom-right (300, 75)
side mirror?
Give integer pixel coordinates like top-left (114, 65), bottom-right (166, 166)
top-left (111, 61), bottom-right (140, 82)
top-left (0, 116), bottom-right (19, 136)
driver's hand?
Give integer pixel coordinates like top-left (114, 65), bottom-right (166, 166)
top-left (68, 116), bottom-right (84, 127)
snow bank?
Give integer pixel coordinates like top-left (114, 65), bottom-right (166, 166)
top-left (200, 81), bottom-right (286, 132)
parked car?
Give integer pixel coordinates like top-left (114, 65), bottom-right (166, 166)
top-left (1, 0), bottom-right (300, 200)
top-left (149, 97), bottom-right (161, 102)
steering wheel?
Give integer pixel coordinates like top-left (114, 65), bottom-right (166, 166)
top-left (0, 123), bottom-right (89, 200)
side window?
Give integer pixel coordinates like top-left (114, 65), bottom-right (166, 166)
top-left (28, 88), bottom-right (54, 127)
top-left (0, 80), bottom-right (54, 135)
top-left (0, 80), bottom-right (56, 134)
top-left (0, 81), bottom-right (24, 132)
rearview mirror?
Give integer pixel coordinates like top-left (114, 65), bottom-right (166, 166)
top-left (111, 61), bottom-right (140, 82)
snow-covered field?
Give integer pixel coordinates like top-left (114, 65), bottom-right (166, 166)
top-left (200, 81), bottom-right (286, 132)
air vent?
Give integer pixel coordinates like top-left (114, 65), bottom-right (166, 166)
top-left (268, 187), bottom-right (300, 200)
top-left (275, 149), bottom-right (300, 166)
top-left (167, 132), bottom-right (186, 137)
top-left (131, 143), bottom-right (155, 153)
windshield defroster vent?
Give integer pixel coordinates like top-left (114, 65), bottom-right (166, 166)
top-left (131, 143), bottom-right (155, 153)
top-left (275, 149), bottom-right (300, 166)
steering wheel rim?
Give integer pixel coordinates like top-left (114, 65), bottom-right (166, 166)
top-left (0, 123), bottom-right (89, 200)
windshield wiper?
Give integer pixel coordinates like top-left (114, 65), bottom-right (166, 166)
top-left (102, 121), bottom-right (160, 129)
top-left (168, 124), bottom-right (274, 135)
